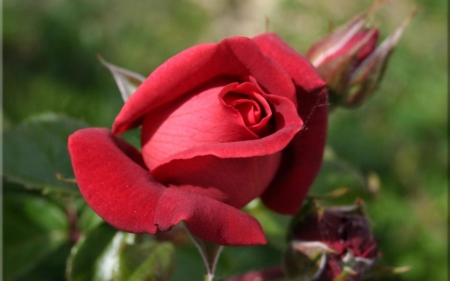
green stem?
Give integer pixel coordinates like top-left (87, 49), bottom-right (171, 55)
top-left (184, 224), bottom-right (223, 281)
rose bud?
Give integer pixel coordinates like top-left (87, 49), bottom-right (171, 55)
top-left (284, 200), bottom-right (380, 281)
top-left (68, 33), bottom-right (328, 246)
top-left (307, 3), bottom-right (415, 107)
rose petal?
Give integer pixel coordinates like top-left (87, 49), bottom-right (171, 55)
top-left (154, 187), bottom-right (267, 246)
top-left (68, 128), bottom-right (165, 234)
top-left (149, 93), bottom-right (302, 167)
top-left (142, 88), bottom-right (302, 209)
top-left (252, 33), bottom-right (326, 93)
top-left (261, 88), bottom-right (328, 214)
top-left (252, 33), bottom-right (328, 215)
top-left (219, 82), bottom-right (273, 136)
top-left (68, 128), bottom-right (266, 245)
top-left (151, 153), bottom-right (282, 209)
top-left (141, 78), bottom-right (259, 170)
top-left (113, 36), bottom-right (296, 134)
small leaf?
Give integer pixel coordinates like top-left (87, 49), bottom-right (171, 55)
top-left (77, 204), bottom-right (104, 235)
top-left (121, 242), bottom-right (176, 281)
top-left (97, 54), bottom-right (146, 102)
top-left (115, 241), bottom-right (158, 280)
top-left (66, 223), bottom-right (117, 281)
top-left (3, 113), bottom-right (89, 195)
top-left (3, 190), bottom-right (69, 279)
top-left (93, 231), bottom-right (136, 281)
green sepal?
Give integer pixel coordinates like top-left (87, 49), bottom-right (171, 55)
top-left (97, 54), bottom-right (145, 102)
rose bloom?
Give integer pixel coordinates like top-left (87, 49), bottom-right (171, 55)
top-left (68, 33), bottom-right (328, 246)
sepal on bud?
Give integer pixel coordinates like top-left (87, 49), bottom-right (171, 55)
top-left (345, 8), bottom-right (417, 106)
top-left (307, 1), bottom-right (415, 108)
top-left (96, 54), bottom-right (146, 102)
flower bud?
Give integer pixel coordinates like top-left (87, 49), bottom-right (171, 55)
top-left (284, 199), bottom-right (380, 281)
top-left (307, 2), bottom-right (415, 107)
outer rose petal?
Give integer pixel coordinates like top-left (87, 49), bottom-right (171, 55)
top-left (113, 36), bottom-right (296, 134)
top-left (154, 187), bottom-right (266, 246)
top-left (68, 128), bottom-right (164, 234)
top-left (253, 33), bottom-right (328, 215)
top-left (261, 88), bottom-right (328, 214)
top-left (252, 33), bottom-right (326, 93)
top-left (68, 128), bottom-right (266, 246)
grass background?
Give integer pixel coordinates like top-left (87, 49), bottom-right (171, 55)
top-left (4, 0), bottom-right (447, 280)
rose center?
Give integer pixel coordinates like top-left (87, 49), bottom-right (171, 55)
top-left (219, 82), bottom-right (273, 137)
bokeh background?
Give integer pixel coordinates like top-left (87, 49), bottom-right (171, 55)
top-left (4, 0), bottom-right (447, 280)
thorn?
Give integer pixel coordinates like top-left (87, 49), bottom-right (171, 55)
top-left (327, 19), bottom-right (334, 33)
top-left (265, 16), bottom-right (270, 33)
top-left (55, 172), bottom-right (77, 184)
top-left (95, 53), bottom-right (105, 62)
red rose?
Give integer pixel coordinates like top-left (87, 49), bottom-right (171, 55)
top-left (68, 33), bottom-right (328, 246)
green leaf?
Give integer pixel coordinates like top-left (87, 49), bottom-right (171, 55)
top-left (14, 241), bottom-right (74, 281)
top-left (115, 241), bottom-right (158, 280)
top-left (68, 223), bottom-right (174, 281)
top-left (67, 223), bottom-right (118, 281)
top-left (3, 113), bottom-right (89, 195)
top-left (92, 231), bottom-right (136, 281)
top-left (3, 191), bottom-right (69, 279)
top-left (215, 245), bottom-right (284, 280)
top-left (77, 204), bottom-right (104, 235)
top-left (118, 242), bottom-right (175, 281)
top-left (171, 246), bottom-right (205, 281)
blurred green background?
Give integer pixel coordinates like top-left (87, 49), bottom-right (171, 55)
top-left (4, 0), bottom-right (447, 280)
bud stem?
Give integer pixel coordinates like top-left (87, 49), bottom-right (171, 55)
top-left (184, 224), bottom-right (223, 281)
